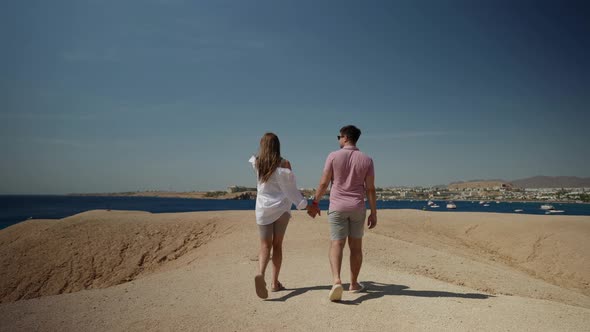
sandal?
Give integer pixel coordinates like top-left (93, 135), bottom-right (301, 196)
top-left (271, 282), bottom-right (286, 292)
top-left (254, 275), bottom-right (268, 299)
top-left (329, 284), bottom-right (343, 301)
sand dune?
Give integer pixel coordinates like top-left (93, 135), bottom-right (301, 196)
top-left (372, 210), bottom-right (590, 304)
top-left (0, 210), bottom-right (233, 303)
top-left (0, 210), bottom-right (589, 331)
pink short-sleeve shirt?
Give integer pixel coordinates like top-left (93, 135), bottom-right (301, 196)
top-left (323, 146), bottom-right (374, 212)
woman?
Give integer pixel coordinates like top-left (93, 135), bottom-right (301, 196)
top-left (249, 133), bottom-right (315, 299)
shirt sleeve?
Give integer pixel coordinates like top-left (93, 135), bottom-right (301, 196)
top-left (277, 169), bottom-right (307, 210)
top-left (323, 153), bottom-right (334, 175)
top-left (248, 156), bottom-right (256, 171)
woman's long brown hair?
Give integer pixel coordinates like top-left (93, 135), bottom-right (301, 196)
top-left (256, 133), bottom-right (282, 183)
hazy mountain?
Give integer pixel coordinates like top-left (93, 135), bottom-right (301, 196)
top-left (510, 176), bottom-right (590, 189)
top-left (448, 180), bottom-right (511, 190)
top-left (449, 179), bottom-right (506, 185)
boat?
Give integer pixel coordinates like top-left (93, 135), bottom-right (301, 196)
top-left (479, 201), bottom-right (485, 204)
top-left (514, 209), bottom-right (523, 213)
top-left (446, 202), bottom-right (457, 209)
top-left (495, 201), bottom-right (500, 204)
top-left (427, 200), bottom-right (434, 206)
top-left (546, 209), bottom-right (565, 214)
top-left (430, 204), bottom-right (440, 208)
top-left (540, 204), bottom-right (554, 210)
top-left (483, 204), bottom-right (490, 207)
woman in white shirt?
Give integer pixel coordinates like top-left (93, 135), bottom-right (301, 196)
top-left (250, 133), bottom-right (315, 299)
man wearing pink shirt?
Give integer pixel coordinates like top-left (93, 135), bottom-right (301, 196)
top-left (311, 125), bottom-right (377, 302)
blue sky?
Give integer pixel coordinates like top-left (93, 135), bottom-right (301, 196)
top-left (1, 0), bottom-right (589, 194)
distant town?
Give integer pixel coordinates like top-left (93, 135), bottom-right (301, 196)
top-left (373, 184), bottom-right (590, 203)
top-left (72, 177), bottom-right (590, 203)
top-left (225, 182), bottom-right (590, 203)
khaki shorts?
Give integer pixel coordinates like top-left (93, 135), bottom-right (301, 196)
top-left (328, 210), bottom-right (366, 240)
top-left (258, 212), bottom-right (291, 239)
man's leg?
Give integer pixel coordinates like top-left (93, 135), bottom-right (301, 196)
top-left (348, 236), bottom-right (363, 290)
top-left (348, 210), bottom-right (366, 291)
top-left (328, 211), bottom-right (348, 285)
top-left (330, 238), bottom-right (346, 285)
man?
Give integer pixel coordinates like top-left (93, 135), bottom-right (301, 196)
top-left (310, 125), bottom-right (377, 302)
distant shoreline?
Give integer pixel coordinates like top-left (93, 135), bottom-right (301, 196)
top-left (67, 191), bottom-right (256, 200)
top-left (1, 192), bottom-right (587, 205)
top-left (64, 192), bottom-right (588, 204)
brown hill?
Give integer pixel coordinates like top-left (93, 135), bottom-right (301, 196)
top-left (448, 181), bottom-right (512, 190)
top-left (510, 176), bottom-right (590, 188)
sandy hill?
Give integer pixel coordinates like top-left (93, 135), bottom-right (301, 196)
top-left (511, 176), bottom-right (590, 189)
top-left (0, 210), bottom-right (589, 331)
top-left (447, 181), bottom-right (512, 190)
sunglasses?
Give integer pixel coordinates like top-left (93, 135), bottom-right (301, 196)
top-left (337, 135), bottom-right (345, 140)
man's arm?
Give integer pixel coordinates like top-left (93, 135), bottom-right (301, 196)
top-left (365, 174), bottom-right (377, 229)
top-left (311, 168), bottom-right (332, 216)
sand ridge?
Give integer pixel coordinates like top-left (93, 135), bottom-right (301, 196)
top-left (0, 210), bottom-right (234, 303)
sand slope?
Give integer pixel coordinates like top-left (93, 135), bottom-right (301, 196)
top-left (0, 210), bottom-right (589, 331)
top-left (0, 210), bottom-right (232, 303)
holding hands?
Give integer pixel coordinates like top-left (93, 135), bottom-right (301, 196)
top-left (306, 201), bottom-right (321, 218)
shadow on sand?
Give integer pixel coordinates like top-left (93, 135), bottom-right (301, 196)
top-left (265, 285), bottom-right (332, 302)
top-left (266, 281), bottom-right (494, 304)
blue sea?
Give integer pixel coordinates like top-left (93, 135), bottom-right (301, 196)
top-left (1, 195), bottom-right (589, 230)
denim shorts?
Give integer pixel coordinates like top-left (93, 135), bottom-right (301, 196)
top-left (327, 210), bottom-right (366, 240)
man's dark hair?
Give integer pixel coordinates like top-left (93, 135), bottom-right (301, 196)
top-left (340, 125), bottom-right (361, 144)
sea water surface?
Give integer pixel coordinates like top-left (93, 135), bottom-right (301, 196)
top-left (1, 195), bottom-right (589, 230)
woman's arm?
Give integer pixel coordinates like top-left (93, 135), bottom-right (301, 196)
top-left (277, 166), bottom-right (307, 210)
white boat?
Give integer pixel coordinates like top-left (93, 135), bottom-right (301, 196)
top-left (546, 209), bottom-right (564, 214)
top-left (446, 202), bottom-right (457, 209)
top-left (495, 201), bottom-right (500, 204)
top-left (514, 209), bottom-right (523, 213)
top-left (479, 201), bottom-right (485, 204)
top-left (483, 204), bottom-right (490, 207)
top-left (427, 200), bottom-right (434, 206)
top-left (430, 204), bottom-right (440, 208)
top-left (540, 204), bottom-right (554, 210)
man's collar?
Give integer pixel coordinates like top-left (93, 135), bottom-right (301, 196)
top-left (342, 145), bottom-right (359, 150)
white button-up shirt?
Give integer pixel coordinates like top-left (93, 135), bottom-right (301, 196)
top-left (249, 156), bottom-right (307, 225)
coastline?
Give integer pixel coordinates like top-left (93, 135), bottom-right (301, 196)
top-left (64, 191), bottom-right (589, 205)
top-left (66, 191), bottom-right (257, 200)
